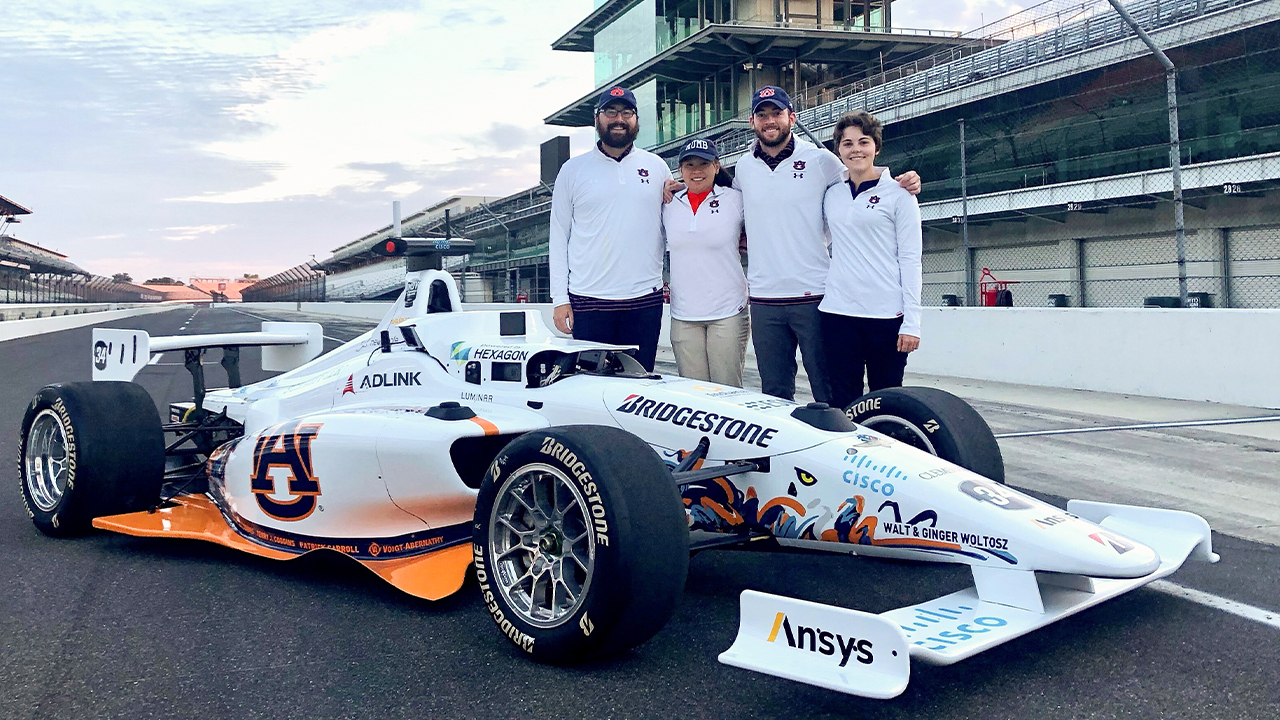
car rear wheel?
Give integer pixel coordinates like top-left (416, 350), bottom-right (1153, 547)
top-left (844, 386), bottom-right (1005, 484)
top-left (472, 425), bottom-right (688, 663)
top-left (19, 382), bottom-right (165, 536)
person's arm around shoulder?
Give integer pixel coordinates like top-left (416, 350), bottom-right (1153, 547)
top-left (820, 149), bottom-right (846, 189)
top-left (662, 157), bottom-right (681, 203)
top-left (894, 170), bottom-right (922, 195)
top-left (895, 187), bottom-right (924, 353)
top-left (549, 163), bottom-right (575, 333)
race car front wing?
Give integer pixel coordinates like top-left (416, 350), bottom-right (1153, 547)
top-left (718, 500), bottom-right (1218, 699)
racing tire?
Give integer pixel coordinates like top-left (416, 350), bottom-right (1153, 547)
top-left (19, 382), bottom-right (165, 537)
top-left (472, 425), bottom-right (689, 664)
top-left (844, 387), bottom-right (1005, 484)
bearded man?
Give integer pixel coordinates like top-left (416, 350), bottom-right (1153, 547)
top-left (548, 86), bottom-right (672, 371)
top-left (732, 86), bottom-right (920, 403)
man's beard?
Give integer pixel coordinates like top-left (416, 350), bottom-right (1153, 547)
top-left (597, 119), bottom-right (638, 149)
top-left (756, 126), bottom-right (792, 148)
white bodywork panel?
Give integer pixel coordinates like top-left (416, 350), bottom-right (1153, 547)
top-left (94, 268), bottom-right (1218, 693)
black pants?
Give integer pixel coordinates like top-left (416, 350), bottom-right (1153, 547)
top-left (749, 301), bottom-right (831, 403)
top-left (820, 312), bottom-right (908, 411)
top-left (571, 302), bottom-right (663, 372)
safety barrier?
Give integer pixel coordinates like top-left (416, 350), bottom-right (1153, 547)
top-left (242, 302), bottom-right (1279, 407)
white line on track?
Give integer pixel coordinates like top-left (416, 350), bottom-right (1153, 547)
top-left (226, 307), bottom-right (344, 342)
top-left (1150, 581), bottom-right (1280, 631)
top-left (148, 353), bottom-right (163, 365)
top-left (995, 415), bottom-right (1280, 438)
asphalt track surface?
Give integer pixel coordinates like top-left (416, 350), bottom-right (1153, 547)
top-left (2, 307), bottom-right (1277, 720)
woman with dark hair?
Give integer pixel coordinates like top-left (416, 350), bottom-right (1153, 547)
top-left (662, 138), bottom-right (750, 385)
top-left (820, 110), bottom-right (923, 409)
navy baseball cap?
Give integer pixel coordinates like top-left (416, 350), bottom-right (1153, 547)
top-left (596, 86), bottom-right (638, 113)
top-left (678, 138), bottom-right (718, 163)
top-left (751, 85), bottom-right (793, 113)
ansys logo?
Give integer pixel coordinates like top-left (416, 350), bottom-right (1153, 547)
top-left (250, 420), bottom-right (323, 521)
top-left (767, 612), bottom-right (874, 667)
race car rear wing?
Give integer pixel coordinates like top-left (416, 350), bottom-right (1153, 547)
top-left (92, 322), bottom-right (324, 383)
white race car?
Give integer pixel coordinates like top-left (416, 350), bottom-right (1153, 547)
top-left (19, 239), bottom-right (1218, 699)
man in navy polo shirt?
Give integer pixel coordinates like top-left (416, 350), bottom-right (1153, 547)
top-left (548, 86), bottom-right (673, 371)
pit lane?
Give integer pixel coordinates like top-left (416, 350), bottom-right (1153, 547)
top-left (1, 306), bottom-right (1276, 719)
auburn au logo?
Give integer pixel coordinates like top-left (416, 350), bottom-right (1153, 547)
top-left (250, 420), bottom-right (324, 521)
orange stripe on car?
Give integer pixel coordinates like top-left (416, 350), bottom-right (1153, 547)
top-left (468, 416), bottom-right (499, 435)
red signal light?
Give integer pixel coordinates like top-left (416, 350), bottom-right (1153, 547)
top-left (385, 240), bottom-right (397, 253)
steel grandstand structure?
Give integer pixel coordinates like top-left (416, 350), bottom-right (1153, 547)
top-left (247, 0), bottom-right (1280, 310)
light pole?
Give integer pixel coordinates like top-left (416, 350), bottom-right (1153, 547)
top-left (1106, 0), bottom-right (1188, 307)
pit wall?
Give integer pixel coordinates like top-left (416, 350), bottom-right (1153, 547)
top-left (240, 302), bottom-right (1280, 408)
top-left (0, 304), bottom-right (186, 344)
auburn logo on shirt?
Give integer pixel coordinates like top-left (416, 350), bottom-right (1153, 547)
top-left (793, 160), bottom-right (806, 171)
top-left (709, 199), bottom-right (719, 208)
top-left (637, 168), bottom-right (650, 184)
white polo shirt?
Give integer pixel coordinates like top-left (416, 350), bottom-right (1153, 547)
top-left (733, 138), bottom-right (845, 299)
top-left (662, 185), bottom-right (748, 322)
top-left (549, 144), bottom-right (673, 307)
top-left (820, 167), bottom-right (923, 337)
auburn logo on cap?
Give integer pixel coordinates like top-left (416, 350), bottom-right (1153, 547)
top-left (610, 87), bottom-right (625, 96)
top-left (759, 88), bottom-right (775, 97)
top-left (793, 160), bottom-right (806, 171)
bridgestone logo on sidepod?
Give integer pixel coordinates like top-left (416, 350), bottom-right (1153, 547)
top-left (615, 395), bottom-right (778, 448)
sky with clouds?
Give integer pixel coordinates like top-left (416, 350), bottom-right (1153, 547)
top-left (2, 0), bottom-right (1017, 281)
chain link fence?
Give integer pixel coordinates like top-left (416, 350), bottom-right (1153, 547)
top-left (908, 1), bottom-right (1280, 308)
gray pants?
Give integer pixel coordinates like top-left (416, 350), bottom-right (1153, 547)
top-left (671, 308), bottom-right (751, 387)
top-left (749, 302), bottom-right (831, 403)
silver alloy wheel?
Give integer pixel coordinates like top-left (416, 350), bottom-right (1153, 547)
top-left (859, 414), bottom-right (938, 455)
top-left (488, 462), bottom-right (595, 628)
top-left (25, 409), bottom-right (71, 512)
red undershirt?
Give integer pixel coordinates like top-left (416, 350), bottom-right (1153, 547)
top-left (687, 188), bottom-right (712, 214)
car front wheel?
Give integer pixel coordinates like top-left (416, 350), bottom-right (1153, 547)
top-left (471, 425), bottom-right (688, 663)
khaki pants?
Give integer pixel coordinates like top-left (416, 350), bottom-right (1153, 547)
top-left (670, 308), bottom-right (751, 387)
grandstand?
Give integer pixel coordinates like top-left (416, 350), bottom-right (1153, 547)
top-left (2, 193), bottom-right (168, 305)
top-left (188, 277), bottom-right (256, 302)
top-left (250, 0), bottom-right (1280, 308)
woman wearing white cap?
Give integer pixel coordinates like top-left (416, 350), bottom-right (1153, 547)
top-left (663, 138), bottom-right (750, 386)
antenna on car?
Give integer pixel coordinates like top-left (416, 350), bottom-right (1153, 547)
top-left (373, 237), bottom-right (475, 271)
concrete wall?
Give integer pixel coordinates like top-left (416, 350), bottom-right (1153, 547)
top-left (245, 301), bottom-right (1278, 407)
top-left (241, 301), bottom-right (675, 347)
top-left (0, 304), bottom-right (184, 344)
top-left (910, 307), bottom-right (1280, 408)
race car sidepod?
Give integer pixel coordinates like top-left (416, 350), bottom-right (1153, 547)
top-left (719, 500), bottom-right (1217, 698)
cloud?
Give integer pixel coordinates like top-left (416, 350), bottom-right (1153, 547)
top-left (163, 224), bottom-right (234, 242)
top-left (479, 123), bottom-right (537, 153)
